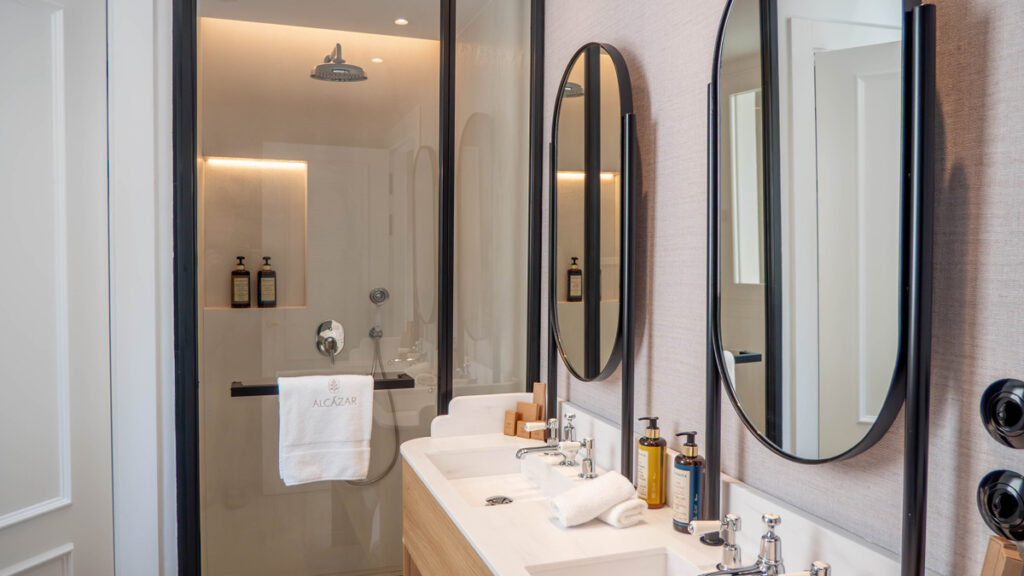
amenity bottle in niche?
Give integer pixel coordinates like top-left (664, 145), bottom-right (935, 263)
top-left (672, 431), bottom-right (705, 533)
top-left (231, 256), bottom-right (251, 308)
top-left (257, 256), bottom-right (277, 308)
top-left (567, 257), bottom-right (583, 302)
top-left (637, 417), bottom-right (667, 509)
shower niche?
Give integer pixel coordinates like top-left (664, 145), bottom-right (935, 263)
top-left (200, 156), bottom-right (309, 310)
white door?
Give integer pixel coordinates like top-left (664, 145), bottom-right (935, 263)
top-left (0, 0), bottom-right (114, 574)
top-left (814, 41), bottom-right (902, 458)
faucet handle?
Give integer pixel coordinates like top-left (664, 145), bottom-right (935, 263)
top-left (809, 561), bottom-right (831, 576)
top-left (717, 514), bottom-right (742, 569)
top-left (721, 514), bottom-right (741, 544)
top-left (758, 513), bottom-right (784, 571)
top-left (562, 412), bottom-right (577, 442)
top-left (579, 438), bottom-right (597, 479)
top-left (546, 418), bottom-right (560, 445)
top-left (581, 437), bottom-right (594, 455)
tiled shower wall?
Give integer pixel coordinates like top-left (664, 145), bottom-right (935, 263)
top-left (540, 1), bottom-right (1024, 573)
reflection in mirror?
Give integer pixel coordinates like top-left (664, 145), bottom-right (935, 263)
top-left (717, 0), bottom-right (903, 461)
top-left (552, 45), bottom-right (624, 381)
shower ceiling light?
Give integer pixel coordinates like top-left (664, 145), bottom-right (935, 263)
top-left (394, 18), bottom-right (409, 26)
top-left (556, 171), bottom-right (616, 181)
top-left (206, 157), bottom-right (307, 170)
top-left (371, 57), bottom-right (384, 63)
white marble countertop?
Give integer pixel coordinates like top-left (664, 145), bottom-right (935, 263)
top-left (401, 433), bottom-right (723, 576)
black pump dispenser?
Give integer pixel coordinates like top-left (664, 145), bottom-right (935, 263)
top-left (639, 416), bottom-right (661, 438)
top-left (677, 431), bottom-right (699, 458)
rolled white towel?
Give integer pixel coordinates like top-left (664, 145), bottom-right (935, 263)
top-left (551, 472), bottom-right (636, 528)
top-left (597, 497), bottom-right (646, 529)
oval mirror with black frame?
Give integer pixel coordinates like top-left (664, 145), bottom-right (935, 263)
top-left (550, 43), bottom-right (633, 382)
top-left (712, 0), bottom-right (911, 463)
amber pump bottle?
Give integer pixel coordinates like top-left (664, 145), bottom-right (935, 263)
top-left (637, 416), bottom-right (667, 509)
top-left (567, 257), bottom-right (583, 302)
top-left (672, 431), bottom-right (705, 533)
top-left (231, 256), bottom-right (251, 308)
top-left (257, 256), bottom-right (277, 308)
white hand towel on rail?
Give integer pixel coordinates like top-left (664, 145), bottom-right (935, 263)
top-left (550, 471), bottom-right (636, 528)
top-left (278, 374), bottom-right (374, 485)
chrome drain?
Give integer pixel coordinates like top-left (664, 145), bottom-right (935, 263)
top-left (484, 495), bottom-right (513, 506)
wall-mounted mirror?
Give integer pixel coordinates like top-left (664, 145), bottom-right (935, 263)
top-left (551, 43), bottom-right (633, 381)
top-left (712, 0), bottom-right (908, 462)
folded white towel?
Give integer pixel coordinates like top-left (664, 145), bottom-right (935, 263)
top-left (551, 472), bottom-right (636, 528)
top-left (598, 497), bottom-right (646, 529)
top-left (278, 374), bottom-right (374, 486)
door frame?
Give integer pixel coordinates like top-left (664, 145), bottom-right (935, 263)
top-left (108, 0), bottom-right (176, 573)
top-left (171, 1), bottom-right (545, 572)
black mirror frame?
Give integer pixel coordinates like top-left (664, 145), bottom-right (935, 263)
top-left (711, 0), bottom-right (908, 466)
top-left (704, 1), bottom-right (934, 574)
top-left (549, 42), bottom-right (633, 383)
top-left (548, 42), bottom-right (638, 480)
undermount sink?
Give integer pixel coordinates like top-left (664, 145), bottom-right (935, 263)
top-left (425, 443), bottom-right (579, 508)
top-left (426, 445), bottom-right (546, 507)
top-left (525, 548), bottom-right (700, 576)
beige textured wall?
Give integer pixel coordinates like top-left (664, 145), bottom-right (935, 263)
top-left (541, 1), bottom-right (1024, 573)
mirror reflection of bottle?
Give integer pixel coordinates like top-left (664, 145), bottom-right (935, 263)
top-left (567, 257), bottom-right (583, 302)
top-left (231, 256), bottom-right (250, 308)
top-left (257, 256), bottom-right (277, 308)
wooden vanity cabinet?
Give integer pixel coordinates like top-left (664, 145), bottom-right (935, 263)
top-left (402, 459), bottom-right (493, 576)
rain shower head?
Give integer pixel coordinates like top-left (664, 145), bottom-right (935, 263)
top-left (311, 43), bottom-right (367, 82)
top-left (563, 81), bottom-right (584, 98)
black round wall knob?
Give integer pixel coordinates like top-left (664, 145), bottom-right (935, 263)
top-left (978, 470), bottom-right (1024, 541)
top-left (981, 379), bottom-right (1024, 448)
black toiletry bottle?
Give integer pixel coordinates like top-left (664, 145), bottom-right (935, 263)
top-left (257, 256), bottom-right (277, 308)
top-left (672, 431), bottom-right (705, 533)
top-left (567, 257), bottom-right (583, 302)
top-left (231, 256), bottom-right (251, 308)
top-left (637, 416), bottom-right (667, 509)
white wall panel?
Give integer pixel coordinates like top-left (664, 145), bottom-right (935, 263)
top-left (0, 0), bottom-right (70, 529)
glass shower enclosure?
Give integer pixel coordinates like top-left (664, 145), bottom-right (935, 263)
top-left (195, 1), bottom-right (530, 574)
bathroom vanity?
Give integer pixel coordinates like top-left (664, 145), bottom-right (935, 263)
top-left (400, 433), bottom-right (723, 576)
top-left (400, 396), bottom-right (900, 576)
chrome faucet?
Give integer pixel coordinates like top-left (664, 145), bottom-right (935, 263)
top-left (515, 419), bottom-right (560, 459)
top-left (562, 412), bottom-right (577, 442)
top-left (808, 562), bottom-right (831, 576)
top-left (698, 514), bottom-right (830, 576)
top-left (699, 514), bottom-right (785, 576)
top-left (578, 438), bottom-right (597, 479)
top-left (686, 515), bottom-right (742, 571)
top-left (719, 514), bottom-right (742, 570)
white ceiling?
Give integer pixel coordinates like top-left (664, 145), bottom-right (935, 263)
top-left (199, 0), bottom-right (490, 41)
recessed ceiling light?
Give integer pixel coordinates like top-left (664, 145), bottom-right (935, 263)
top-left (394, 18), bottom-right (409, 26)
top-left (371, 58), bottom-right (384, 64)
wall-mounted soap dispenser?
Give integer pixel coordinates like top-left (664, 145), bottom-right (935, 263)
top-left (231, 256), bottom-right (250, 308)
top-left (637, 417), bottom-right (666, 509)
